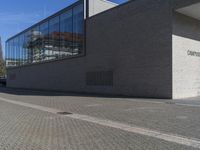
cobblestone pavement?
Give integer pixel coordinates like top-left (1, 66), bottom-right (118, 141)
top-left (0, 87), bottom-right (200, 150)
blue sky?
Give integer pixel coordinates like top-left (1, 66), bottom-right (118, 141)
top-left (0, 0), bottom-right (127, 57)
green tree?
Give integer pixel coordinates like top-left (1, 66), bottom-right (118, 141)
top-left (0, 59), bottom-right (6, 77)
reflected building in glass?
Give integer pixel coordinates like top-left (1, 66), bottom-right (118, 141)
top-left (6, 1), bottom-right (86, 67)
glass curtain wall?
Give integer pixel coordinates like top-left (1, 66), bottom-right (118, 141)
top-left (5, 1), bottom-right (84, 67)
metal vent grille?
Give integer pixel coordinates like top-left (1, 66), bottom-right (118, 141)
top-left (86, 71), bottom-right (113, 86)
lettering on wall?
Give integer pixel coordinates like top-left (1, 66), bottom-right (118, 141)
top-left (187, 50), bottom-right (200, 57)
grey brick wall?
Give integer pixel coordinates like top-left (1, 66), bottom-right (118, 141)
top-left (85, 0), bottom-right (173, 98)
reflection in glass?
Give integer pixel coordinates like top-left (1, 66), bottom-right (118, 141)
top-left (40, 21), bottom-right (49, 61)
top-left (49, 16), bottom-right (60, 60)
top-left (60, 9), bottom-right (73, 57)
top-left (15, 37), bottom-right (20, 66)
top-left (5, 1), bottom-right (84, 67)
top-left (30, 26), bottom-right (41, 63)
top-left (25, 31), bottom-right (32, 64)
top-left (73, 4), bottom-right (84, 56)
top-left (19, 34), bottom-right (24, 65)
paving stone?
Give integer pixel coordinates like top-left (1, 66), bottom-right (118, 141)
top-left (0, 88), bottom-right (200, 150)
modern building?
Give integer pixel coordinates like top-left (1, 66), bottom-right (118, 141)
top-left (5, 0), bottom-right (200, 99)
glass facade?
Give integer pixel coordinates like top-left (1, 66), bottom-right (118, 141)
top-left (5, 1), bottom-right (84, 67)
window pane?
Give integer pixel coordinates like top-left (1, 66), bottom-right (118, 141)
top-left (60, 9), bottom-right (73, 57)
top-left (5, 42), bottom-right (7, 62)
top-left (40, 21), bottom-right (49, 61)
top-left (24, 32), bottom-right (30, 64)
top-left (5, 41), bottom-right (10, 67)
top-left (19, 34), bottom-right (24, 65)
top-left (15, 37), bottom-right (20, 66)
top-left (29, 26), bottom-right (41, 63)
top-left (13, 38), bottom-right (17, 66)
top-left (73, 3), bottom-right (84, 56)
top-left (49, 16), bottom-right (60, 60)
top-left (10, 40), bottom-right (15, 66)
top-left (9, 40), bottom-right (12, 66)
top-left (21, 34), bottom-right (26, 65)
top-left (5, 41), bottom-right (8, 66)
top-left (25, 30), bottom-right (33, 64)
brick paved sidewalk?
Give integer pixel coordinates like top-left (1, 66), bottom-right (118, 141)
top-left (0, 87), bottom-right (200, 150)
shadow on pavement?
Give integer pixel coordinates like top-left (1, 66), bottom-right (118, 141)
top-left (0, 87), bottom-right (169, 102)
top-left (0, 86), bottom-right (134, 98)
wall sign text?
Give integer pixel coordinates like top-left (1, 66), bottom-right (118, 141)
top-left (187, 50), bottom-right (200, 57)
